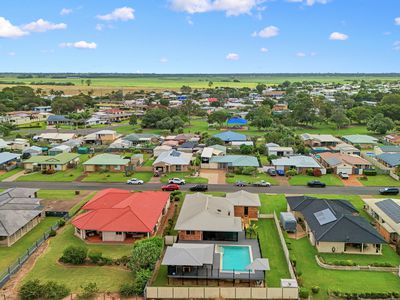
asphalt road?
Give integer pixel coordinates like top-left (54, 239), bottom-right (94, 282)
top-left (0, 181), bottom-right (385, 195)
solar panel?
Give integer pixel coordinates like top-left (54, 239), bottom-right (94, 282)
top-left (314, 208), bottom-right (337, 225)
top-left (376, 199), bottom-right (400, 224)
top-left (170, 151), bottom-right (181, 157)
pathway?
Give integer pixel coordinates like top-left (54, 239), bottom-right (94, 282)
top-left (1, 170), bottom-right (26, 182)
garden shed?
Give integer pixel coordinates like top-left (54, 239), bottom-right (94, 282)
top-left (280, 212), bottom-right (297, 233)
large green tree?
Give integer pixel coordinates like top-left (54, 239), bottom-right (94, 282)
top-left (367, 113), bottom-right (395, 134)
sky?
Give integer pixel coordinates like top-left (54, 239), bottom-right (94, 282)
top-left (0, 0), bottom-right (399, 73)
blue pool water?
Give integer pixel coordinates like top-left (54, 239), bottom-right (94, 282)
top-left (221, 246), bottom-right (251, 272)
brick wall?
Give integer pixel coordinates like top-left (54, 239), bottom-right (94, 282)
top-left (178, 230), bottom-right (203, 241)
top-left (234, 206), bottom-right (258, 219)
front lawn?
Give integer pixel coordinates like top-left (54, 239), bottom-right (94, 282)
top-left (289, 174), bottom-right (344, 186)
top-left (358, 175), bottom-right (400, 187)
top-left (143, 158), bottom-right (155, 166)
top-left (0, 168), bottom-right (23, 181)
top-left (82, 171), bottom-right (153, 183)
top-left (290, 238), bottom-right (400, 299)
top-left (0, 217), bottom-right (60, 273)
top-left (225, 173), bottom-right (278, 185)
top-left (37, 190), bottom-right (80, 200)
top-left (259, 194), bottom-right (287, 215)
top-left (23, 225), bottom-right (133, 292)
top-left (160, 172), bottom-right (208, 184)
top-left (17, 168), bottom-right (83, 182)
top-left (257, 219), bottom-right (291, 287)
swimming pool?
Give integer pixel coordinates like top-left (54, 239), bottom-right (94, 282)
top-left (220, 245), bottom-right (252, 272)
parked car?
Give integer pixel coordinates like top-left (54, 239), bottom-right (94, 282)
top-left (267, 169), bottom-right (277, 176)
top-left (339, 172), bottom-right (349, 179)
top-left (307, 180), bottom-right (326, 188)
top-left (161, 184), bottom-right (180, 191)
top-left (252, 180), bottom-right (271, 187)
top-left (379, 187), bottom-right (399, 195)
top-left (235, 181), bottom-right (248, 187)
top-left (168, 178), bottom-right (186, 185)
top-left (189, 184), bottom-right (208, 192)
top-left (126, 178), bottom-right (144, 185)
top-left (276, 170), bottom-right (285, 176)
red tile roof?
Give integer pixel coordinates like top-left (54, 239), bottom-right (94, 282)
top-left (72, 189), bottom-right (169, 233)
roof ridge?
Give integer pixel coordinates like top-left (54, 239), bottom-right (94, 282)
top-left (317, 215), bottom-right (342, 240)
top-left (342, 214), bottom-right (385, 241)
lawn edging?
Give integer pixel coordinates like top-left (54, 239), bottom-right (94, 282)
top-left (315, 256), bottom-right (400, 273)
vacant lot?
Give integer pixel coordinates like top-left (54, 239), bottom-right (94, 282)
top-left (289, 174), bottom-right (344, 186)
top-left (160, 172), bottom-right (208, 184)
top-left (82, 171), bottom-right (153, 183)
top-left (358, 175), bottom-right (400, 186)
top-left (226, 173), bottom-right (278, 185)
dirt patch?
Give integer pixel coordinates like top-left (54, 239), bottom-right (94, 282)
top-left (275, 176), bottom-right (289, 186)
top-left (40, 191), bottom-right (91, 212)
top-left (341, 175), bottom-right (363, 187)
top-left (200, 169), bottom-right (226, 184)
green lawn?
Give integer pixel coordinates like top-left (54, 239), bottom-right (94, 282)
top-left (294, 123), bottom-right (369, 137)
top-left (320, 245), bottom-right (400, 266)
top-left (257, 219), bottom-right (291, 287)
top-left (289, 174), bottom-right (344, 186)
top-left (259, 194), bottom-right (287, 215)
top-left (225, 173), bottom-right (278, 185)
top-left (23, 225), bottom-right (133, 292)
top-left (143, 158), bottom-right (155, 167)
top-left (16, 168), bottom-right (83, 182)
top-left (0, 217), bottom-right (60, 274)
top-left (160, 172), bottom-right (208, 184)
top-left (0, 168), bottom-right (23, 181)
top-left (82, 171), bottom-right (153, 183)
top-left (37, 190), bottom-right (80, 200)
top-left (358, 175), bottom-right (400, 187)
top-left (290, 238), bottom-right (400, 299)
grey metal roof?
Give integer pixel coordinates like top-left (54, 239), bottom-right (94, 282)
top-left (376, 199), bottom-right (400, 224)
top-left (175, 193), bottom-right (243, 232)
top-left (379, 146), bottom-right (400, 153)
top-left (153, 150), bottom-right (192, 166)
top-left (225, 190), bottom-right (261, 207)
top-left (376, 153), bottom-right (400, 167)
top-left (0, 152), bottom-right (20, 165)
top-left (0, 188), bottom-right (42, 237)
top-left (162, 244), bottom-right (214, 266)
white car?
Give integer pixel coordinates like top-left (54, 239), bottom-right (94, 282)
top-left (168, 178), bottom-right (186, 185)
top-left (126, 178), bottom-right (144, 185)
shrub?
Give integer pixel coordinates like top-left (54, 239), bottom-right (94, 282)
top-left (241, 166), bottom-right (257, 175)
top-left (133, 269), bottom-right (152, 295)
top-left (286, 169), bottom-right (297, 177)
top-left (311, 286), bottom-right (320, 294)
top-left (79, 282), bottom-right (99, 299)
top-left (363, 169), bottom-right (377, 176)
top-left (313, 168), bottom-right (322, 177)
top-left (42, 281), bottom-right (70, 299)
top-left (58, 219), bottom-right (65, 227)
top-left (306, 168), bottom-right (313, 176)
top-left (120, 283), bottom-right (136, 297)
top-left (60, 245), bottom-right (88, 265)
top-left (48, 229), bottom-right (57, 237)
top-left (225, 172), bottom-right (234, 178)
top-left (19, 279), bottom-right (43, 300)
top-left (299, 287), bottom-right (309, 299)
top-left (128, 236), bottom-right (163, 273)
top-left (331, 260), bottom-right (357, 266)
top-left (88, 250), bottom-right (103, 264)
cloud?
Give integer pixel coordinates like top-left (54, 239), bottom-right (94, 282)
top-left (22, 19), bottom-right (67, 33)
top-left (395, 17), bottom-right (400, 25)
top-left (0, 17), bottom-right (28, 38)
top-left (186, 16), bottom-right (194, 25)
top-left (226, 53), bottom-right (239, 60)
top-left (296, 52), bottom-right (306, 57)
top-left (60, 8), bottom-right (73, 16)
top-left (59, 41), bottom-right (97, 49)
top-left (329, 31), bottom-right (349, 40)
top-left (97, 7), bottom-right (135, 21)
top-left (7, 51), bottom-right (16, 56)
top-left (252, 25), bottom-right (279, 38)
top-left (287, 0), bottom-right (329, 5)
top-left (394, 41), bottom-right (400, 51)
top-left (260, 47), bottom-right (269, 53)
top-left (170, 0), bottom-right (260, 16)
top-left (160, 57), bottom-right (168, 63)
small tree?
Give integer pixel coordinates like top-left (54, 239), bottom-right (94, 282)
top-left (247, 223), bottom-right (258, 238)
top-left (42, 281), bottom-right (70, 299)
top-left (79, 282), bottom-right (99, 299)
top-left (60, 245), bottom-right (88, 265)
top-left (133, 269), bottom-right (152, 295)
top-left (19, 279), bottom-right (43, 300)
top-left (129, 114), bottom-right (137, 126)
top-left (128, 237), bottom-right (163, 273)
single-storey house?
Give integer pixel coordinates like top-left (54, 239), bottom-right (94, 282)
top-left (383, 134), bottom-right (400, 145)
top-left (0, 139), bottom-right (8, 151)
top-left (153, 145), bottom-right (172, 157)
top-left (318, 152), bottom-right (372, 175)
top-left (301, 134), bottom-right (342, 147)
top-left (287, 196), bottom-right (385, 254)
top-left (212, 131), bottom-right (247, 144)
top-left (22, 146), bottom-right (43, 157)
top-left (374, 145), bottom-right (400, 156)
top-left (83, 153), bottom-right (131, 172)
top-left (108, 138), bottom-right (133, 150)
top-left (266, 143), bottom-right (294, 157)
top-left (174, 134), bottom-right (200, 145)
top-left (342, 135), bottom-right (378, 149)
top-left (153, 150), bottom-right (192, 173)
top-left (6, 138), bottom-right (30, 152)
top-left (331, 143), bottom-right (361, 156)
top-left (0, 188), bottom-right (44, 247)
top-left (34, 133), bottom-right (77, 144)
top-left (48, 144), bottom-right (72, 156)
top-left (83, 130), bottom-right (121, 145)
top-left (123, 133), bottom-right (161, 145)
top-left (23, 153), bottom-right (80, 172)
top-left (206, 155), bottom-right (259, 170)
top-left (376, 153), bottom-right (400, 169)
top-left (363, 198), bottom-right (400, 245)
top-left (47, 115), bottom-right (71, 126)
top-left (200, 145), bottom-right (226, 166)
top-left (0, 152), bottom-right (20, 171)
top-left (72, 189), bottom-right (170, 242)
top-left (271, 155), bottom-right (325, 174)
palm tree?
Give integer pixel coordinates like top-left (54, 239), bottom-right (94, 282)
top-left (247, 223), bottom-right (258, 239)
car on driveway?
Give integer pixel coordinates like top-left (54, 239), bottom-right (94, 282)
top-left (339, 172), bottom-right (349, 179)
top-left (161, 184), bottom-right (180, 191)
top-left (126, 178), bottom-right (144, 185)
top-left (379, 187), bottom-right (399, 195)
top-left (252, 180), bottom-right (271, 187)
top-left (189, 184), bottom-right (208, 192)
top-left (267, 169), bottom-right (277, 176)
top-left (307, 180), bottom-right (326, 188)
top-left (276, 170), bottom-right (285, 176)
top-left (235, 181), bottom-right (248, 187)
top-left (168, 178), bottom-right (186, 185)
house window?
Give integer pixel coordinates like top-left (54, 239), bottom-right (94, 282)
top-left (244, 206), bottom-right (249, 216)
top-left (76, 228), bottom-right (81, 234)
top-left (186, 231), bottom-right (195, 235)
top-left (176, 165), bottom-right (182, 171)
top-left (114, 165), bottom-right (121, 171)
top-left (116, 232), bottom-right (123, 235)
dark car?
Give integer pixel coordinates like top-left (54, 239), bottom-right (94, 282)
top-left (276, 170), bottom-right (285, 176)
top-left (267, 169), bottom-right (277, 176)
top-left (161, 184), bottom-right (180, 191)
top-left (307, 180), bottom-right (326, 188)
top-left (189, 184), bottom-right (208, 192)
top-left (379, 187), bottom-right (399, 195)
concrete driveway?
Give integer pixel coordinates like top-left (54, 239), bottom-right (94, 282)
top-left (200, 169), bottom-right (226, 184)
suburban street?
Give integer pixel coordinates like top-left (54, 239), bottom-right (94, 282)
top-left (0, 181), bottom-right (385, 195)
